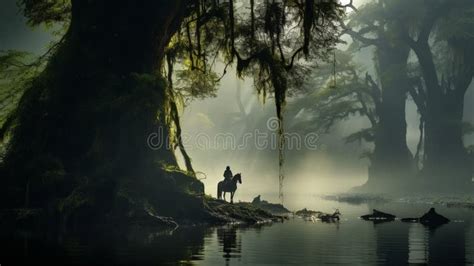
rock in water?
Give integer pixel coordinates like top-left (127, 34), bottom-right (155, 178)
top-left (252, 195), bottom-right (262, 204)
top-left (419, 208), bottom-right (450, 226)
top-left (295, 208), bottom-right (321, 217)
top-left (361, 209), bottom-right (396, 221)
top-left (249, 195), bottom-right (291, 216)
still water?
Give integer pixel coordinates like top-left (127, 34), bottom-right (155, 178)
top-left (2, 199), bottom-right (474, 265)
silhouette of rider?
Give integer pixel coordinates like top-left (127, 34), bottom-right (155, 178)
top-left (223, 166), bottom-right (233, 184)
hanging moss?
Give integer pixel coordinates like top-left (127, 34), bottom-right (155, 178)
top-left (0, 0), bottom-right (344, 228)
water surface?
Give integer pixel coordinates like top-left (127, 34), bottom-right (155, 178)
top-left (2, 200), bottom-right (473, 265)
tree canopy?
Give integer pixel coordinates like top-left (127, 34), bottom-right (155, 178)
top-left (0, 0), bottom-right (348, 200)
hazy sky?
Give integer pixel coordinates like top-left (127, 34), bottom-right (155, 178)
top-left (0, 0), bottom-right (52, 53)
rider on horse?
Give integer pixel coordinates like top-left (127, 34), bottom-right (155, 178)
top-left (223, 166), bottom-right (233, 184)
top-left (217, 167), bottom-right (242, 203)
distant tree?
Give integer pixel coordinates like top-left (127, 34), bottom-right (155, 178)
top-left (288, 50), bottom-right (379, 148)
top-left (315, 0), bottom-right (474, 192)
top-left (337, 0), bottom-right (416, 190)
top-left (400, 0), bottom-right (474, 190)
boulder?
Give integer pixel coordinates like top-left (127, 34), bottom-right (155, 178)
top-left (419, 208), bottom-right (450, 226)
top-left (401, 208), bottom-right (450, 227)
top-left (251, 196), bottom-right (291, 215)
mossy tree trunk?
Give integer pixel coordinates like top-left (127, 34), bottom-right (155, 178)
top-left (1, 0), bottom-right (206, 227)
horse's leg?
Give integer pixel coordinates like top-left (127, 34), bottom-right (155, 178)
top-left (223, 192), bottom-right (226, 201)
top-left (230, 191), bottom-right (234, 204)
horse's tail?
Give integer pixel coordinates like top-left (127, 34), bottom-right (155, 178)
top-left (217, 183), bottom-right (222, 199)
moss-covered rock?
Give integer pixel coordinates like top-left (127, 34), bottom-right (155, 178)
top-left (251, 195), bottom-right (291, 215)
top-left (204, 199), bottom-right (282, 224)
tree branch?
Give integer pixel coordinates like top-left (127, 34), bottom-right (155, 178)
top-left (341, 21), bottom-right (381, 47)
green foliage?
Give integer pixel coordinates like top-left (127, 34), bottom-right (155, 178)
top-left (162, 0), bottom-right (345, 197)
top-left (0, 26), bottom-right (65, 143)
top-left (166, 0), bottom-right (344, 118)
top-left (18, 0), bottom-right (71, 27)
top-left (0, 50), bottom-right (45, 139)
top-left (175, 68), bottom-right (219, 100)
top-left (58, 189), bottom-right (93, 214)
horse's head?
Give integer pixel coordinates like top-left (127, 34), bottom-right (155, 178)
top-left (234, 173), bottom-right (242, 184)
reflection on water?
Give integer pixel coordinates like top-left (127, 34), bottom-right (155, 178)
top-left (1, 202), bottom-right (473, 265)
top-left (373, 222), bottom-right (409, 264)
top-left (408, 223), bottom-right (429, 264)
top-left (1, 225), bottom-right (212, 265)
top-left (217, 226), bottom-right (241, 261)
top-left (468, 225), bottom-right (474, 263)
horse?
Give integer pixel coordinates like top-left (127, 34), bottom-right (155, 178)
top-left (217, 173), bottom-right (242, 203)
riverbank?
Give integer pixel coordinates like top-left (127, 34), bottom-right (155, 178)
top-left (0, 195), bottom-right (287, 235)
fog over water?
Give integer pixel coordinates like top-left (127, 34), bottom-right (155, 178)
top-left (180, 70), bottom-right (369, 204)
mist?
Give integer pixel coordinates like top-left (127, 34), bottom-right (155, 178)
top-left (2, 1), bottom-right (474, 265)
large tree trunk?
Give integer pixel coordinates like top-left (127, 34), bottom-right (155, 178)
top-left (421, 76), bottom-right (471, 192)
top-left (423, 92), bottom-right (470, 192)
top-left (412, 38), bottom-right (473, 193)
top-left (364, 44), bottom-right (416, 192)
top-left (0, 0), bottom-right (207, 228)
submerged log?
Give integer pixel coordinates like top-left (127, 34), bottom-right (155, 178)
top-left (319, 209), bottom-right (341, 222)
top-left (295, 208), bottom-right (322, 217)
top-left (360, 209), bottom-right (396, 221)
top-left (295, 208), bottom-right (341, 223)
